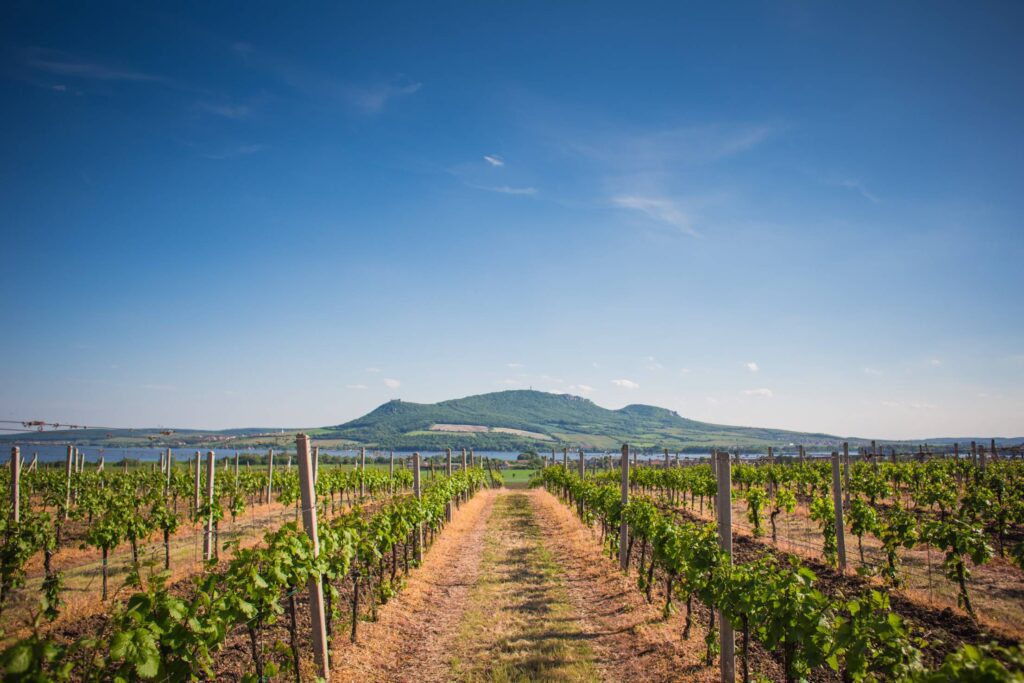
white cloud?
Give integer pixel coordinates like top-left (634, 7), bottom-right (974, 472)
top-left (348, 81), bottom-right (421, 114)
top-left (477, 185), bottom-right (537, 195)
top-left (383, 378), bottom-right (401, 389)
top-left (203, 144), bottom-right (266, 160)
top-left (746, 362), bottom-right (759, 373)
top-left (196, 101), bottom-right (252, 119)
top-left (346, 384), bottom-right (368, 390)
top-left (612, 195), bottom-right (698, 236)
top-left (644, 356), bottom-right (664, 370)
top-left (832, 178), bottom-right (880, 204)
top-left (742, 388), bottom-right (774, 398)
top-left (484, 155), bottom-right (505, 167)
top-left (506, 362), bottom-right (524, 368)
top-left (928, 359), bottom-right (942, 367)
top-left (882, 399), bottom-right (936, 410)
top-left (25, 49), bottom-right (162, 82)
top-left (862, 367), bottom-right (883, 376)
top-left (568, 384), bottom-right (594, 395)
top-left (611, 379), bottom-right (639, 390)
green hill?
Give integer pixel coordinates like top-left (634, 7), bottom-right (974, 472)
top-left (318, 390), bottom-right (845, 452)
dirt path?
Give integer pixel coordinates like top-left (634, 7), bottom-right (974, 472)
top-left (331, 487), bottom-right (721, 682)
top-left (447, 491), bottom-right (600, 682)
top-left (331, 488), bottom-right (498, 682)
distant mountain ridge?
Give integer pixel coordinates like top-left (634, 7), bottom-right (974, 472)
top-left (2, 390), bottom-right (1020, 452)
top-left (317, 390), bottom-right (846, 452)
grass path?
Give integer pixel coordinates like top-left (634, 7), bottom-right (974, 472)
top-left (331, 487), bottom-right (719, 682)
top-left (448, 491), bottom-right (599, 682)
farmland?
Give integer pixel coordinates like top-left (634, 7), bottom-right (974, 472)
top-left (0, 436), bottom-right (1022, 681)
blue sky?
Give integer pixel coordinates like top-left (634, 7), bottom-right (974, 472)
top-left (1, 2), bottom-right (1022, 439)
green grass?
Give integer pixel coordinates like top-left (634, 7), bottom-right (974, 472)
top-left (450, 493), bottom-right (598, 682)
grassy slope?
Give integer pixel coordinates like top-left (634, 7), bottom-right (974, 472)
top-left (320, 390), bottom-right (844, 451)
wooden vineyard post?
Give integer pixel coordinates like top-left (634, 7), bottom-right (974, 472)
top-left (10, 447), bottom-right (20, 524)
top-left (799, 444), bottom-right (805, 464)
top-left (64, 445), bottom-right (73, 519)
top-left (768, 446), bottom-right (774, 464)
top-left (313, 446), bottom-right (319, 484)
top-left (842, 442), bottom-right (850, 508)
top-left (461, 449), bottom-right (468, 500)
top-left (267, 449), bottom-right (275, 504)
top-left (971, 441), bottom-right (977, 467)
top-left (165, 449), bottom-right (173, 496)
top-left (991, 438), bottom-right (998, 462)
top-left (296, 434), bottom-right (330, 680)
top-left (286, 454), bottom-right (292, 471)
top-left (29, 452), bottom-right (37, 472)
top-left (954, 442), bottom-right (959, 460)
top-left (203, 451), bottom-right (215, 561)
top-left (389, 449), bottom-right (395, 478)
top-left (980, 442), bottom-right (988, 472)
top-left (715, 451), bottom-right (735, 683)
top-left (233, 452), bottom-right (239, 483)
top-left (711, 451), bottom-right (719, 518)
top-left (619, 444), bottom-right (629, 571)
top-left (97, 456), bottom-right (104, 472)
top-left (359, 447), bottom-right (366, 499)
top-left (632, 447), bottom-right (637, 469)
top-left (562, 447), bottom-right (568, 470)
top-left (578, 449), bottom-right (586, 515)
top-left (445, 448), bottom-right (453, 522)
top-left (664, 448), bottom-right (669, 468)
top-left (413, 452), bottom-right (423, 563)
top-left (831, 452), bottom-right (847, 572)
top-left (871, 440), bottom-right (879, 472)
top-left (193, 451), bottom-right (201, 521)
top-left (470, 449), bottom-right (475, 468)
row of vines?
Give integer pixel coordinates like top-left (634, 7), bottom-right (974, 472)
top-left (539, 457), bottom-right (1024, 683)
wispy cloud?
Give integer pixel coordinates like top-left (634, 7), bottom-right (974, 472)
top-left (831, 178), bottom-right (880, 204)
top-left (346, 384), bottom-right (368, 390)
top-left (882, 400), bottom-right (935, 410)
top-left (506, 362), bottom-right (524, 368)
top-left (558, 122), bottom-right (776, 168)
top-left (349, 81), bottom-right (421, 114)
top-left (862, 367), bottom-right (883, 376)
top-left (742, 388), bottom-right (774, 398)
top-left (202, 144), bottom-right (266, 160)
top-left (383, 378), bottom-right (401, 389)
top-left (746, 361), bottom-right (759, 373)
top-left (475, 185), bottom-right (538, 195)
top-left (195, 101), bottom-right (252, 119)
top-left (568, 384), bottom-right (594, 395)
top-left (484, 155), bottom-right (505, 167)
top-left (24, 48), bottom-right (162, 83)
top-left (498, 379), bottom-right (521, 386)
top-left (231, 43), bottom-right (419, 114)
top-left (612, 195), bottom-right (698, 236)
top-left (612, 378), bottom-right (639, 389)
top-left (928, 358), bottom-right (942, 367)
top-left (644, 356), bottom-right (664, 371)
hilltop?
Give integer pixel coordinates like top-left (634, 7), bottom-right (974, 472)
top-left (314, 390), bottom-right (843, 452)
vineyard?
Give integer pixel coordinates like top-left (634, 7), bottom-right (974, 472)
top-left (0, 440), bottom-right (500, 681)
top-left (0, 439), bottom-right (1022, 682)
